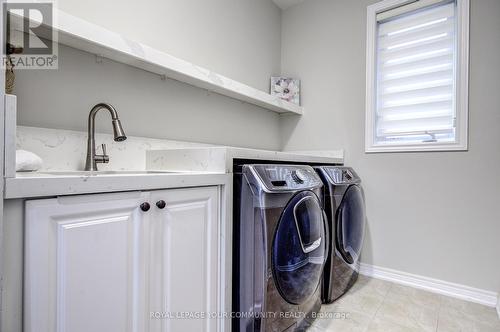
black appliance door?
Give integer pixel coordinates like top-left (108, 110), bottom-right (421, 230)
top-left (272, 191), bottom-right (326, 305)
top-left (336, 185), bottom-right (366, 264)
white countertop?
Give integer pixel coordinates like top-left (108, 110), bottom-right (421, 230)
top-left (147, 147), bottom-right (344, 173)
top-left (5, 171), bottom-right (229, 199)
top-left (5, 148), bottom-right (343, 199)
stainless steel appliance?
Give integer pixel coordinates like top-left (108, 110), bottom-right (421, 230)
top-left (233, 164), bottom-right (328, 331)
top-left (315, 166), bottom-right (366, 303)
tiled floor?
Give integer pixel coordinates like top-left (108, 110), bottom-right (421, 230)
top-left (308, 276), bottom-right (500, 332)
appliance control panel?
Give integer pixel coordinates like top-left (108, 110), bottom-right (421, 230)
top-left (323, 167), bottom-right (361, 185)
top-left (248, 165), bottom-right (323, 191)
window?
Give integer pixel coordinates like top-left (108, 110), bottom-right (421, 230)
top-left (366, 0), bottom-right (469, 152)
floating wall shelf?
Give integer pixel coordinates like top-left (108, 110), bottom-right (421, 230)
top-left (19, 10), bottom-right (303, 115)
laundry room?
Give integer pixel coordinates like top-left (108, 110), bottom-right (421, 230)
top-left (0, 0), bottom-right (499, 331)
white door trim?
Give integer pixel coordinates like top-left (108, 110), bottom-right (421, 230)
top-left (359, 263), bottom-right (498, 307)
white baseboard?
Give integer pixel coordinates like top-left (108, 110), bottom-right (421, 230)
top-left (359, 263), bottom-right (498, 308)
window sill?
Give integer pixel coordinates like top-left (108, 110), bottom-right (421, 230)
top-left (365, 142), bottom-right (468, 153)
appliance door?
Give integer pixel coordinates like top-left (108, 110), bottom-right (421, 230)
top-left (272, 191), bottom-right (326, 305)
top-left (336, 185), bottom-right (366, 265)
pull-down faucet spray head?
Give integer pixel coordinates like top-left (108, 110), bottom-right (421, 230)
top-left (112, 119), bottom-right (126, 142)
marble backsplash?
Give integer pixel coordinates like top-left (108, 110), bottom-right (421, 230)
top-left (16, 126), bottom-right (211, 172)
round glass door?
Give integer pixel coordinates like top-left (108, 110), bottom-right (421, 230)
top-left (272, 191), bottom-right (326, 305)
top-left (336, 185), bottom-right (366, 264)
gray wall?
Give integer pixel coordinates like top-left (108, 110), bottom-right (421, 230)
top-left (57, 0), bottom-right (282, 91)
top-left (14, 44), bottom-right (282, 150)
top-left (281, 0), bottom-right (500, 292)
top-left (14, 0), bottom-right (283, 150)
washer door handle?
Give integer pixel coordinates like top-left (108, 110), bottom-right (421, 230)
top-left (322, 210), bottom-right (330, 263)
top-left (303, 237), bottom-right (322, 253)
top-left (293, 196), bottom-right (323, 254)
top-left (337, 205), bottom-right (355, 264)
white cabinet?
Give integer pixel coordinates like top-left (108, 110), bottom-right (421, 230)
top-left (25, 192), bottom-right (150, 332)
top-left (25, 187), bottom-right (220, 332)
top-left (149, 187), bottom-right (219, 332)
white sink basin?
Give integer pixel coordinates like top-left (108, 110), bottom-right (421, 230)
top-left (38, 170), bottom-right (176, 176)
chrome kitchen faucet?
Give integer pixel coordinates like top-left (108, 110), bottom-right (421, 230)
top-left (85, 103), bottom-right (127, 171)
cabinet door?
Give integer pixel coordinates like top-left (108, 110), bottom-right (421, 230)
top-left (25, 192), bottom-right (149, 332)
top-left (149, 186), bottom-right (219, 332)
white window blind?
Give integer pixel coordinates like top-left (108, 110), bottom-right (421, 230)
top-left (375, 1), bottom-right (457, 145)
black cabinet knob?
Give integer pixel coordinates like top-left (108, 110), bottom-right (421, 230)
top-left (156, 200), bottom-right (166, 209)
top-left (140, 202), bottom-right (150, 212)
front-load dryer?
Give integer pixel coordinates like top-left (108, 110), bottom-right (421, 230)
top-left (233, 164), bottom-right (328, 331)
top-left (315, 166), bottom-right (366, 304)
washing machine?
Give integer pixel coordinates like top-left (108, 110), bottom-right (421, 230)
top-left (315, 166), bottom-right (366, 304)
top-left (233, 164), bottom-right (328, 332)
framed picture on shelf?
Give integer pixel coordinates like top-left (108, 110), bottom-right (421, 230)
top-left (271, 77), bottom-right (300, 105)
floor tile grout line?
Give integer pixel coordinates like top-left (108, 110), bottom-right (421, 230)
top-left (435, 294), bottom-right (444, 332)
top-left (309, 277), bottom-right (500, 331)
top-left (362, 281), bottom-right (394, 332)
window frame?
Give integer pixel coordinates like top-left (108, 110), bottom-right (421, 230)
top-left (365, 0), bottom-right (470, 153)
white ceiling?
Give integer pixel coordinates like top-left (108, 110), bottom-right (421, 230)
top-left (272, 0), bottom-right (307, 10)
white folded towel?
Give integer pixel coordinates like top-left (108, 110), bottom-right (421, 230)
top-left (16, 150), bottom-right (43, 172)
